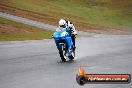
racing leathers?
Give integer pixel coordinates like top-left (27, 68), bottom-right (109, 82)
top-left (65, 20), bottom-right (77, 49)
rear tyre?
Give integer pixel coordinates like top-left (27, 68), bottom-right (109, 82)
top-left (68, 55), bottom-right (74, 60)
top-left (58, 45), bottom-right (66, 62)
top-left (68, 49), bottom-right (75, 60)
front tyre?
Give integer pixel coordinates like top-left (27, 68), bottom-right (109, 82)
top-left (58, 45), bottom-right (66, 62)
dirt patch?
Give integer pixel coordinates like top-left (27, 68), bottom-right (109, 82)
top-left (0, 4), bottom-right (129, 34)
top-left (0, 23), bottom-right (32, 34)
top-left (75, 22), bottom-right (129, 34)
top-left (108, 0), bottom-right (132, 8)
top-left (0, 4), bottom-right (58, 25)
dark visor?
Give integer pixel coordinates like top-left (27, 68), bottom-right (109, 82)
top-left (60, 25), bottom-right (66, 28)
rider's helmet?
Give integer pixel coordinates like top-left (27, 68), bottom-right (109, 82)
top-left (59, 19), bottom-right (67, 28)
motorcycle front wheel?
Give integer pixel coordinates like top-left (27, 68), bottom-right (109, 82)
top-left (58, 45), bottom-right (67, 62)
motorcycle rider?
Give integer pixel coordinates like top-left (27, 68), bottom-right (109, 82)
top-left (57, 19), bottom-right (77, 49)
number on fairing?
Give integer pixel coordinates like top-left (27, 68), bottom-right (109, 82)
top-left (61, 31), bottom-right (68, 37)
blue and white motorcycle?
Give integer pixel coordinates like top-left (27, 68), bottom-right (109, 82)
top-left (52, 28), bottom-right (75, 62)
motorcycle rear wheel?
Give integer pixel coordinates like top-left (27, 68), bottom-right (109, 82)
top-left (68, 47), bottom-right (75, 60)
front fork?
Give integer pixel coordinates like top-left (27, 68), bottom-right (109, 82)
top-left (54, 38), bottom-right (73, 56)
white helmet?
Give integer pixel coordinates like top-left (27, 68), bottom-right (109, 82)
top-left (59, 19), bottom-right (66, 28)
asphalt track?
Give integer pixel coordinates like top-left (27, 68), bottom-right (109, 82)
top-left (0, 34), bottom-right (132, 88)
top-left (0, 12), bottom-right (132, 88)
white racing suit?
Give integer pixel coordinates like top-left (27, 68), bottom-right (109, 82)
top-left (66, 20), bottom-right (77, 48)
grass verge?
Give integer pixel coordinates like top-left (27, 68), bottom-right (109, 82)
top-left (0, 0), bottom-right (132, 32)
top-left (0, 17), bottom-right (54, 41)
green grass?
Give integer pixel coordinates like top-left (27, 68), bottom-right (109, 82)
top-left (1, 0), bottom-right (132, 31)
top-left (0, 17), bottom-right (54, 41)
